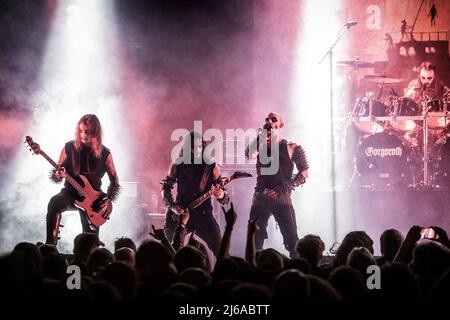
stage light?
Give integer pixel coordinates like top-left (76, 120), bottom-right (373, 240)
top-left (269, 0), bottom-right (348, 255)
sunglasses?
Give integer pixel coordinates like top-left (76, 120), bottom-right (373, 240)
top-left (265, 117), bottom-right (279, 123)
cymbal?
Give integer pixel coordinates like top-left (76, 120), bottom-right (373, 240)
top-left (364, 76), bottom-right (404, 84)
top-left (337, 60), bottom-right (375, 68)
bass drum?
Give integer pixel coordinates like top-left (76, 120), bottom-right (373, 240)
top-left (356, 132), bottom-right (411, 187)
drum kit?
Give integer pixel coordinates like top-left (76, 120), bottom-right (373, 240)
top-left (340, 67), bottom-right (450, 189)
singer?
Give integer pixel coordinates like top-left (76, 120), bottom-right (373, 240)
top-left (245, 112), bottom-right (309, 258)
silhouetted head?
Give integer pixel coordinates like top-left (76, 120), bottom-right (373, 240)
top-left (296, 234), bottom-right (325, 267)
top-left (329, 265), bottom-right (368, 300)
top-left (256, 248), bottom-right (284, 272)
top-left (114, 247), bottom-right (135, 266)
top-left (13, 242), bottom-right (42, 271)
top-left (174, 246), bottom-right (208, 273)
top-left (73, 233), bottom-right (104, 263)
top-left (180, 267), bottom-right (211, 288)
top-left (380, 229), bottom-right (404, 261)
top-left (334, 231), bottom-right (374, 267)
top-left (273, 269), bottom-right (310, 300)
top-left (114, 237), bottom-right (137, 252)
top-left (346, 247), bottom-right (376, 278)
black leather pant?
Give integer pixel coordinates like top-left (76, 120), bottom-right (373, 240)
top-left (46, 189), bottom-right (99, 245)
top-left (249, 204), bottom-right (299, 258)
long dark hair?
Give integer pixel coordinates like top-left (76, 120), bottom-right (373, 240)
top-left (74, 114), bottom-right (103, 158)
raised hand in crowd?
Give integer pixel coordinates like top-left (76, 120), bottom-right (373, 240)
top-left (430, 226), bottom-right (450, 248)
top-left (188, 231), bottom-right (212, 272)
top-left (172, 211), bottom-right (190, 251)
top-left (394, 225), bottom-right (423, 264)
top-left (246, 217), bottom-right (260, 268)
top-left (149, 224), bottom-right (175, 255)
top-left (217, 202), bottom-right (237, 262)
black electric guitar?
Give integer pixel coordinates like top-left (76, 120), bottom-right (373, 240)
top-left (25, 136), bottom-right (112, 228)
top-left (169, 171), bottom-right (252, 215)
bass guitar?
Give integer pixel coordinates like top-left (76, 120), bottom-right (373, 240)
top-left (25, 136), bottom-right (112, 228)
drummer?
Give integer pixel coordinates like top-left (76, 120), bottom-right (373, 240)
top-left (405, 61), bottom-right (450, 104)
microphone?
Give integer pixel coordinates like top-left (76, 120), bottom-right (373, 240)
top-left (344, 21), bottom-right (357, 28)
top-left (263, 123), bottom-right (272, 130)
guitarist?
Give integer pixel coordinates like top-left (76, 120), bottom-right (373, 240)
top-left (245, 112), bottom-right (309, 258)
top-left (46, 114), bottom-right (120, 245)
top-left (161, 131), bottom-right (229, 257)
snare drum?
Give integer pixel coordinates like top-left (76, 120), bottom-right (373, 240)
top-left (390, 97), bottom-right (420, 132)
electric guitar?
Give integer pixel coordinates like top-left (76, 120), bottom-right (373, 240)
top-left (25, 136), bottom-right (112, 228)
top-left (169, 171), bottom-right (252, 215)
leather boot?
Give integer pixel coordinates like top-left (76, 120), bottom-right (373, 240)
top-left (46, 211), bottom-right (62, 245)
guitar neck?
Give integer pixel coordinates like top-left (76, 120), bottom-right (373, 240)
top-left (188, 178), bottom-right (232, 209)
top-left (40, 150), bottom-right (85, 196)
top-left (188, 190), bottom-right (214, 209)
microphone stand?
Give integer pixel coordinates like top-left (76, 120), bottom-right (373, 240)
top-left (319, 23), bottom-right (353, 244)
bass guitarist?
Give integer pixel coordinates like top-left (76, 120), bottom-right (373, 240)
top-left (161, 131), bottom-right (229, 257)
top-left (46, 114), bottom-right (120, 245)
top-left (245, 112), bottom-right (309, 258)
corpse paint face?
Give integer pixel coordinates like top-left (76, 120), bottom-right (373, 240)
top-left (420, 69), bottom-right (435, 88)
top-left (265, 112), bottom-right (284, 130)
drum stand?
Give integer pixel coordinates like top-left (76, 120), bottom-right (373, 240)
top-left (420, 96), bottom-right (443, 187)
top-left (342, 98), bottom-right (361, 147)
top-left (422, 100), bottom-right (430, 186)
top-left (344, 100), bottom-right (360, 188)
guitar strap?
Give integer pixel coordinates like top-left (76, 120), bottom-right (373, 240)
top-left (199, 164), bottom-right (212, 193)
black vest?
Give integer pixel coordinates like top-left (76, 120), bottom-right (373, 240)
top-left (63, 141), bottom-right (110, 193)
top-left (255, 139), bottom-right (293, 191)
top-left (175, 162), bottom-right (214, 210)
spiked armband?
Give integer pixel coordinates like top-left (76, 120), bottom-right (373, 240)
top-left (48, 169), bottom-right (63, 184)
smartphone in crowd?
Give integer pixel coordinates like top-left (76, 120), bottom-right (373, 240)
top-left (420, 227), bottom-right (438, 239)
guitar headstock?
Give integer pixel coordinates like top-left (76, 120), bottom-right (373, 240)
top-left (229, 171), bottom-right (252, 180)
top-left (25, 136), bottom-right (42, 155)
